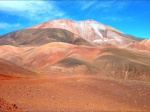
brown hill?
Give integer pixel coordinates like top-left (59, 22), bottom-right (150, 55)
top-left (44, 57), bottom-right (99, 75)
top-left (0, 42), bottom-right (150, 81)
top-left (45, 47), bottom-right (150, 82)
top-left (130, 39), bottom-right (150, 51)
top-left (0, 42), bottom-right (100, 69)
top-left (93, 48), bottom-right (150, 81)
top-left (0, 28), bottom-right (93, 46)
top-left (0, 58), bottom-right (39, 80)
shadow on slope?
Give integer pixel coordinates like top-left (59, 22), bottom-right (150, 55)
top-left (0, 28), bottom-right (93, 46)
top-left (43, 57), bottom-right (99, 75)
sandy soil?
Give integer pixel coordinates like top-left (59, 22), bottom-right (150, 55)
top-left (0, 75), bottom-right (150, 112)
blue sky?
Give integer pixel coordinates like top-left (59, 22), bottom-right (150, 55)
top-left (0, 0), bottom-right (150, 38)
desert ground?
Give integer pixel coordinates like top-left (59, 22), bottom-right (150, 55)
top-left (0, 75), bottom-right (150, 112)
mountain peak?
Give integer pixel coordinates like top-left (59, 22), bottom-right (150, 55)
top-left (28, 19), bottom-right (122, 33)
top-left (27, 19), bottom-right (129, 46)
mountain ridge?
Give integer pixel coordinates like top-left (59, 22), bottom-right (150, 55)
top-left (0, 19), bottom-right (146, 49)
top-left (28, 19), bottom-right (136, 47)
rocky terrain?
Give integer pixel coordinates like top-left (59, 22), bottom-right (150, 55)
top-left (0, 98), bottom-right (23, 112)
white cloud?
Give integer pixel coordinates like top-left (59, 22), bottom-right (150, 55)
top-left (94, 1), bottom-right (127, 11)
top-left (81, 1), bottom-right (96, 10)
top-left (0, 22), bottom-right (21, 29)
top-left (0, 0), bottom-right (66, 22)
top-left (79, 1), bottom-right (128, 12)
top-left (95, 1), bottom-right (115, 9)
top-left (102, 16), bottom-right (123, 22)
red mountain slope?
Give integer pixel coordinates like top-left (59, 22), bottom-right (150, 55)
top-left (130, 39), bottom-right (150, 51)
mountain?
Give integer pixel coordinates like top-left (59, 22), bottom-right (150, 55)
top-left (0, 19), bottom-right (149, 82)
top-left (28, 19), bottom-right (139, 47)
top-left (0, 19), bottom-right (149, 81)
top-left (0, 19), bottom-right (150, 111)
top-left (0, 19), bottom-right (142, 48)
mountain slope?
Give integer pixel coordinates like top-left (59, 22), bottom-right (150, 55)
top-left (130, 39), bottom-right (150, 51)
top-left (43, 57), bottom-right (99, 75)
top-left (0, 42), bottom-right (150, 81)
top-left (0, 58), bottom-right (39, 79)
top-left (43, 46), bottom-right (150, 81)
top-left (28, 19), bottom-right (138, 47)
top-left (93, 48), bottom-right (150, 81)
top-left (0, 19), bottom-right (143, 48)
top-left (0, 28), bottom-right (93, 46)
top-left (0, 42), bottom-right (100, 69)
